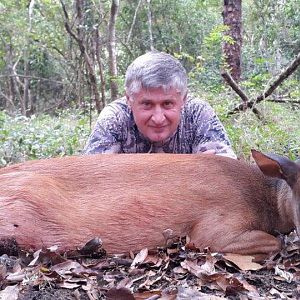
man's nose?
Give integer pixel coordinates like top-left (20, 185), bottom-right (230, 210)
top-left (151, 107), bottom-right (166, 124)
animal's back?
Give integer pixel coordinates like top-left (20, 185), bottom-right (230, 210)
top-left (0, 154), bottom-right (273, 253)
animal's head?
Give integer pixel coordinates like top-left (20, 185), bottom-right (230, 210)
top-left (251, 149), bottom-right (300, 235)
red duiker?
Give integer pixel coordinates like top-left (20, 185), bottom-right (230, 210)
top-left (0, 150), bottom-right (299, 257)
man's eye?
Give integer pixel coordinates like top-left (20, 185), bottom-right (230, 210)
top-left (164, 101), bottom-right (174, 108)
top-left (141, 102), bottom-right (152, 108)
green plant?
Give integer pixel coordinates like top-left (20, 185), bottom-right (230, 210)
top-left (0, 109), bottom-right (93, 166)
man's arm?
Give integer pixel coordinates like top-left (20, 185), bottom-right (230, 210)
top-left (191, 99), bottom-right (237, 159)
top-left (84, 101), bottom-right (127, 154)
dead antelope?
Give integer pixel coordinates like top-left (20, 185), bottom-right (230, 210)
top-left (0, 150), bottom-right (299, 258)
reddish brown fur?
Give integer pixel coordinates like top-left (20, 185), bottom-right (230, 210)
top-left (0, 153), bottom-right (299, 256)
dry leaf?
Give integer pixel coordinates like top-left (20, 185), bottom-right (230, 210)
top-left (172, 266), bottom-right (187, 274)
top-left (177, 286), bottom-right (226, 299)
top-left (223, 253), bottom-right (263, 271)
top-left (0, 231), bottom-right (299, 299)
top-left (0, 285), bottom-right (19, 300)
top-left (274, 265), bottom-right (293, 282)
top-left (134, 290), bottom-right (162, 299)
top-left (144, 255), bottom-right (161, 265)
top-left (56, 282), bottom-right (81, 289)
top-left (130, 248), bottom-right (148, 268)
top-left (106, 287), bottom-right (135, 300)
top-left (6, 271), bottom-right (26, 282)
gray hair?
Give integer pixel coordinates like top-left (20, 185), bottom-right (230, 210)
top-left (125, 51), bottom-right (188, 98)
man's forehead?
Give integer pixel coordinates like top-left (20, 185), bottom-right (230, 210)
top-left (138, 90), bottom-right (183, 101)
top-left (139, 86), bottom-right (182, 95)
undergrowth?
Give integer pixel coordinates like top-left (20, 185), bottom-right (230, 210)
top-left (0, 109), bottom-right (91, 166)
top-left (0, 90), bottom-right (299, 167)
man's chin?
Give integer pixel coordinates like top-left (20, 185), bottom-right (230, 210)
top-left (147, 134), bottom-right (169, 143)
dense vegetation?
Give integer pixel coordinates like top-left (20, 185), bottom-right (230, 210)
top-left (0, 0), bottom-right (299, 166)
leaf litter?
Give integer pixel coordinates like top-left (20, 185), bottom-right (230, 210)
top-left (0, 232), bottom-right (299, 299)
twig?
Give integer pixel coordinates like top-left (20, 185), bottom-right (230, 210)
top-left (221, 71), bottom-right (249, 104)
top-left (266, 98), bottom-right (300, 105)
top-left (256, 52), bottom-right (300, 103)
top-left (221, 71), bottom-right (263, 118)
top-left (0, 74), bottom-right (65, 85)
top-left (126, 0), bottom-right (143, 44)
top-left (225, 52), bottom-right (300, 115)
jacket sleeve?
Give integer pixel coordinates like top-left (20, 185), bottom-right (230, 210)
top-left (83, 102), bottom-right (127, 154)
top-left (191, 100), bottom-right (237, 159)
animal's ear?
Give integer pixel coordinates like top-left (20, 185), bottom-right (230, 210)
top-left (251, 149), bottom-right (299, 188)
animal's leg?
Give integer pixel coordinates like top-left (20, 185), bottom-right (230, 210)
top-left (190, 224), bottom-right (281, 256)
top-left (220, 230), bottom-right (282, 255)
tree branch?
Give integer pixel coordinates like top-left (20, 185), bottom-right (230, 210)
top-left (0, 89), bottom-right (16, 110)
top-left (126, 0), bottom-right (143, 44)
top-left (225, 52), bottom-right (300, 116)
top-left (266, 98), bottom-right (300, 105)
top-left (255, 51), bottom-right (300, 103)
top-left (0, 74), bottom-right (65, 85)
top-left (221, 71), bottom-right (249, 104)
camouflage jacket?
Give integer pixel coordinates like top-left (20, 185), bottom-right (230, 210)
top-left (84, 95), bottom-right (236, 158)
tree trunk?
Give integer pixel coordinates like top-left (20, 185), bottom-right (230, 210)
top-left (9, 56), bottom-right (25, 115)
top-left (108, 0), bottom-right (119, 101)
top-left (60, 0), bottom-right (103, 113)
top-left (23, 0), bottom-right (35, 116)
top-left (95, 28), bottom-right (106, 107)
top-left (126, 0), bottom-right (143, 44)
top-left (222, 0), bottom-right (242, 82)
top-left (146, 0), bottom-right (154, 51)
top-left (3, 43), bottom-right (16, 112)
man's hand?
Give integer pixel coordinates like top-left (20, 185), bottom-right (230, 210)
top-left (202, 149), bottom-right (216, 155)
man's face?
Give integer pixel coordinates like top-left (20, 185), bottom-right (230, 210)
top-left (126, 87), bottom-right (186, 143)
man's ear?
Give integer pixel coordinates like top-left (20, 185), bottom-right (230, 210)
top-left (125, 92), bottom-right (132, 108)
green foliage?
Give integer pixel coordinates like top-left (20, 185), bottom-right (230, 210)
top-left (0, 0), bottom-right (299, 163)
top-left (203, 25), bottom-right (231, 48)
top-left (196, 24), bottom-right (231, 87)
top-left (0, 110), bottom-right (91, 166)
top-left (241, 72), bottom-right (272, 91)
top-left (242, 0), bottom-right (300, 80)
top-left (1, 87), bottom-right (299, 166)
top-left (210, 94), bottom-right (300, 160)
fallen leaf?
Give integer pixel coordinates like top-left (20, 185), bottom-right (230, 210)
top-left (133, 290), bottom-right (162, 299)
top-left (130, 248), bottom-right (148, 268)
top-left (223, 253), bottom-right (263, 271)
top-left (28, 247), bottom-right (66, 266)
top-left (5, 271), bottom-right (26, 283)
top-left (106, 287), bottom-right (135, 300)
top-left (144, 255), bottom-right (161, 265)
top-left (115, 277), bottom-right (132, 289)
top-left (56, 282), bottom-right (81, 289)
top-left (274, 265), bottom-right (293, 283)
top-left (177, 286), bottom-right (226, 299)
top-left (51, 260), bottom-right (82, 274)
top-left (181, 255), bottom-right (215, 278)
top-left (269, 287), bottom-right (284, 298)
top-left (79, 237), bottom-right (103, 255)
top-left (0, 264), bottom-right (7, 281)
top-left (0, 285), bottom-right (19, 300)
top-left (172, 266), bottom-right (187, 274)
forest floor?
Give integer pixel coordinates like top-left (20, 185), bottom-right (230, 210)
top-left (0, 232), bottom-right (299, 300)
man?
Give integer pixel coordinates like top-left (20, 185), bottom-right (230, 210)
top-left (84, 51), bottom-right (236, 158)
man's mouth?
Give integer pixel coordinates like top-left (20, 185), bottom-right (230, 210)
top-left (149, 124), bottom-right (167, 129)
top-left (151, 126), bottom-right (167, 132)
